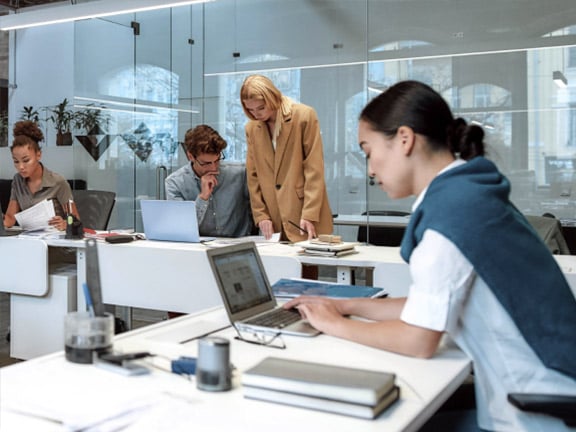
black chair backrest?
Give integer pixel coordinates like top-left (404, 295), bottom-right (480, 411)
top-left (357, 210), bottom-right (410, 246)
top-left (73, 189), bottom-right (116, 230)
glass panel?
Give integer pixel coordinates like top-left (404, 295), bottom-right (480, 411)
top-left (46, 0), bottom-right (576, 236)
top-left (203, 0), bottom-right (369, 240)
top-left (74, 8), bottom-right (190, 230)
top-left (74, 17), bottom-right (136, 230)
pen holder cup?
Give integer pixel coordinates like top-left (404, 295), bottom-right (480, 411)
top-left (196, 337), bottom-right (232, 392)
top-left (64, 311), bottom-right (114, 364)
top-left (65, 215), bottom-right (84, 240)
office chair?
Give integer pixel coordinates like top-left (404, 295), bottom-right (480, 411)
top-left (357, 210), bottom-right (410, 246)
top-left (525, 215), bottom-right (570, 255)
top-left (73, 189), bottom-right (116, 230)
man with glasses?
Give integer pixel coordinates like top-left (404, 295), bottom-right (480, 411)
top-left (165, 124), bottom-right (253, 237)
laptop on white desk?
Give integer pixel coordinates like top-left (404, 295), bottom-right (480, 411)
top-left (141, 199), bottom-right (207, 243)
top-left (206, 242), bottom-right (320, 337)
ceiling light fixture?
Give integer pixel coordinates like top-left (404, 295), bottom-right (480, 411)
top-left (0, 0), bottom-right (212, 31)
top-left (553, 70), bottom-right (568, 88)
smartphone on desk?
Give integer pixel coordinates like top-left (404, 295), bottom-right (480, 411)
top-left (95, 352), bottom-right (151, 376)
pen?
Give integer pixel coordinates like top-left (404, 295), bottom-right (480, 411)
top-left (82, 282), bottom-right (95, 317)
top-left (288, 220), bottom-right (308, 235)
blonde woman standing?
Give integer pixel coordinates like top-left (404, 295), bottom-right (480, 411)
top-left (240, 74), bottom-right (333, 242)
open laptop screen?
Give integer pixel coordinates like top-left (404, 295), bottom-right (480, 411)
top-left (210, 246), bottom-right (273, 314)
top-left (140, 200), bottom-right (200, 242)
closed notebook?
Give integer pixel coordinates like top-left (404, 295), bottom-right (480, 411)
top-left (272, 278), bottom-right (387, 299)
top-left (244, 385), bottom-right (400, 419)
top-left (242, 357), bottom-right (396, 406)
top-left (295, 240), bottom-right (358, 252)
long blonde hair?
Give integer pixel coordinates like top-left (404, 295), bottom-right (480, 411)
top-left (240, 75), bottom-right (293, 145)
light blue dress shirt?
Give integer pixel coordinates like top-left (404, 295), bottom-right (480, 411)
top-left (165, 162), bottom-right (253, 237)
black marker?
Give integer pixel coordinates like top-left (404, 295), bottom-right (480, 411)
top-left (288, 220), bottom-right (308, 235)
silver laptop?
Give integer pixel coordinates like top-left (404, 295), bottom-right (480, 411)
top-left (141, 199), bottom-right (203, 242)
top-left (206, 242), bottom-right (320, 337)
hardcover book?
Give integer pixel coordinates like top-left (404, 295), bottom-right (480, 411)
top-left (244, 384), bottom-right (400, 419)
top-left (242, 357), bottom-right (396, 406)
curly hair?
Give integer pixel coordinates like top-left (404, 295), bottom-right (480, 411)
top-left (184, 125), bottom-right (227, 157)
top-left (11, 120), bottom-right (44, 152)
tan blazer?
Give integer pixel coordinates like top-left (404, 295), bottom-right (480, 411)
top-left (245, 102), bottom-right (333, 242)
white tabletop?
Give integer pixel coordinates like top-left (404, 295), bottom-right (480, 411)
top-left (0, 307), bottom-right (472, 432)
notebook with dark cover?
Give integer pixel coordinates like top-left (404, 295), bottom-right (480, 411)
top-left (205, 242), bottom-right (320, 337)
top-left (242, 357), bottom-right (397, 406)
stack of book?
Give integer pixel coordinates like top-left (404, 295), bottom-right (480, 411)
top-left (295, 239), bottom-right (358, 257)
top-left (242, 357), bottom-right (400, 419)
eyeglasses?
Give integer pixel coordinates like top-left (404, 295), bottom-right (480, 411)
top-left (234, 328), bottom-right (286, 349)
top-left (195, 153), bottom-right (225, 167)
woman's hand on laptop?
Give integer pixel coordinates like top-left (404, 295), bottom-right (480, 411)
top-left (283, 296), bottom-right (347, 334)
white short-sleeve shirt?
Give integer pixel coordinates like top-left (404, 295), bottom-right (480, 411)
top-left (401, 210), bottom-right (575, 431)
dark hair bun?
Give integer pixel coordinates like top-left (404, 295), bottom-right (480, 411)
top-left (13, 120), bottom-right (44, 143)
top-left (449, 117), bottom-right (485, 160)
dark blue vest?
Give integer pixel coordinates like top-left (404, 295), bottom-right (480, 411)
top-left (400, 157), bottom-right (576, 380)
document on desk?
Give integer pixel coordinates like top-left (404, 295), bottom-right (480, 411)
top-left (14, 199), bottom-right (55, 230)
top-left (0, 358), bottom-right (200, 431)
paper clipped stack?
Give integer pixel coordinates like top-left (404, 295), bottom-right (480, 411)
top-left (242, 357), bottom-right (400, 419)
top-left (296, 235), bottom-right (358, 257)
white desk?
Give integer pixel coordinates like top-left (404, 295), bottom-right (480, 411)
top-left (0, 307), bottom-right (472, 432)
top-left (333, 214), bottom-right (410, 228)
top-left (95, 240), bottom-right (302, 312)
top-left (0, 237), bottom-right (302, 359)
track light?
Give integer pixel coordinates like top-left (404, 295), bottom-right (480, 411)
top-left (0, 0), bottom-right (212, 31)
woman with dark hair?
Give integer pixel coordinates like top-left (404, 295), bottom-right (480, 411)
top-left (285, 81), bottom-right (575, 431)
top-left (3, 120), bottom-right (78, 230)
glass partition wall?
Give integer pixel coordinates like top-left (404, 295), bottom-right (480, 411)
top-left (25, 0), bottom-right (576, 236)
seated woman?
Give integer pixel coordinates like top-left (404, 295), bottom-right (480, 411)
top-left (285, 81), bottom-right (576, 431)
top-left (3, 120), bottom-right (79, 230)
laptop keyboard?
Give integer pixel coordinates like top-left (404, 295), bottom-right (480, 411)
top-left (244, 308), bottom-right (302, 329)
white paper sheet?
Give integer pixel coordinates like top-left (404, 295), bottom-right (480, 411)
top-left (14, 199), bottom-right (56, 230)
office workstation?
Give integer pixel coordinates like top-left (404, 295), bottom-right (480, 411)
top-left (1, 1), bottom-right (576, 431)
top-left (0, 306), bottom-right (472, 432)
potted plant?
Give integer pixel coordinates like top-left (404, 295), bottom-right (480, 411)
top-left (49, 98), bottom-right (75, 146)
top-left (74, 103), bottom-right (110, 136)
top-left (74, 104), bottom-right (112, 161)
top-left (19, 106), bottom-right (40, 123)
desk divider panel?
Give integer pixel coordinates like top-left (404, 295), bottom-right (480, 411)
top-left (96, 242), bottom-right (301, 314)
top-left (0, 238), bottom-right (48, 296)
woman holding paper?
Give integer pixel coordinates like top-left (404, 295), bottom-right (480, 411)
top-left (3, 120), bottom-right (78, 231)
top-left (285, 81), bottom-right (576, 431)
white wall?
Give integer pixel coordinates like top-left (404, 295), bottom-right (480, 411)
top-left (4, 23), bottom-right (76, 179)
